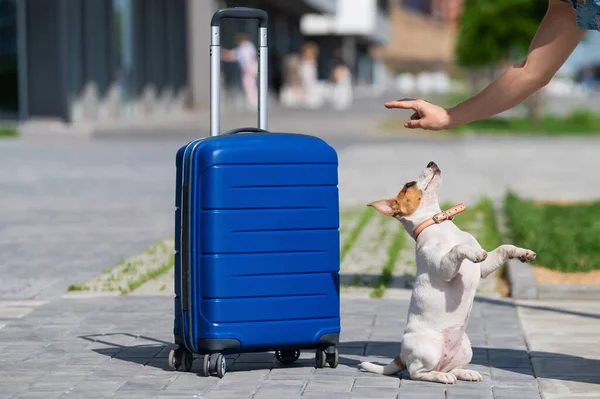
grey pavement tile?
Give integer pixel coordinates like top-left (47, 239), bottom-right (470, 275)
top-left (531, 357), bottom-right (600, 378)
top-left (266, 366), bottom-right (314, 380)
top-left (353, 376), bottom-right (400, 388)
top-left (537, 377), bottom-right (600, 397)
top-left (116, 375), bottom-right (176, 391)
top-left (13, 394), bottom-right (66, 399)
top-left (70, 380), bottom-right (126, 393)
top-left (490, 367), bottom-right (537, 388)
top-left (60, 393), bottom-right (116, 399)
top-left (446, 393), bottom-right (492, 399)
top-left (154, 345), bottom-right (177, 358)
top-left (163, 375), bottom-right (215, 392)
top-left (235, 352), bottom-right (276, 363)
top-left (400, 378), bottom-right (450, 391)
top-left (493, 385), bottom-right (542, 399)
top-left (348, 387), bottom-right (400, 398)
top-left (28, 380), bottom-right (76, 392)
top-left (338, 344), bottom-right (365, 353)
top-left (488, 350), bottom-right (531, 368)
top-left (312, 365), bottom-right (364, 377)
top-left (202, 390), bottom-right (255, 399)
top-left (446, 384), bottom-right (494, 394)
top-left (226, 362), bottom-right (273, 372)
top-left (114, 345), bottom-right (164, 359)
top-left (215, 369), bottom-right (269, 383)
top-left (398, 394), bottom-right (446, 399)
top-left (153, 395), bottom-right (205, 399)
top-left (398, 382), bottom-right (448, 398)
top-left (298, 394), bottom-right (352, 399)
top-left (255, 386), bottom-right (305, 396)
top-left (304, 377), bottom-right (355, 393)
top-left (209, 378), bottom-right (262, 392)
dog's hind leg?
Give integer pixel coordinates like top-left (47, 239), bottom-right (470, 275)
top-left (402, 332), bottom-right (458, 384)
top-left (448, 335), bottom-right (483, 382)
top-left (479, 245), bottom-right (537, 278)
top-left (433, 333), bottom-right (483, 382)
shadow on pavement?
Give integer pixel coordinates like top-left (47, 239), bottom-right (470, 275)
top-left (340, 273), bottom-right (415, 289)
top-left (79, 333), bottom-right (600, 385)
top-left (475, 296), bottom-right (600, 321)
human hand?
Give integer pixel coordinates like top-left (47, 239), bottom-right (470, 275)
top-left (384, 98), bottom-right (452, 131)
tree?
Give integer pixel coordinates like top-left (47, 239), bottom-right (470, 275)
top-left (455, 0), bottom-right (547, 123)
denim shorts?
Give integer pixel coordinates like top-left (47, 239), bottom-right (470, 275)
top-left (562, 0), bottom-right (600, 30)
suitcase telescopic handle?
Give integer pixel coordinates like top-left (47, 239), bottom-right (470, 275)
top-left (210, 7), bottom-right (269, 137)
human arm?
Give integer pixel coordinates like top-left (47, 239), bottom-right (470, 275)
top-left (221, 48), bottom-right (237, 62)
top-left (385, 0), bottom-right (586, 130)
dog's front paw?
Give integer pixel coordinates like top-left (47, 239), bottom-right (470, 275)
top-left (509, 247), bottom-right (537, 263)
top-left (466, 249), bottom-right (488, 263)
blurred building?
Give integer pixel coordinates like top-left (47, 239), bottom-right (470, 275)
top-left (1, 0), bottom-right (188, 128)
top-left (0, 0), bottom-right (339, 132)
top-left (299, 0), bottom-right (391, 91)
top-left (371, 0), bottom-right (464, 72)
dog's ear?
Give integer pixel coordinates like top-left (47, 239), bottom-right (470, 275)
top-left (367, 199), bottom-right (397, 216)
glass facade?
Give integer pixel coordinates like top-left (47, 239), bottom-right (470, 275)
top-left (0, 0), bottom-right (18, 119)
top-left (3, 0), bottom-right (187, 123)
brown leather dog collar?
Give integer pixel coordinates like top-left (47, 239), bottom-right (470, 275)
top-left (412, 203), bottom-right (466, 240)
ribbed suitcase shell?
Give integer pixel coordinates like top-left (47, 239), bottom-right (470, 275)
top-left (174, 132), bottom-right (341, 354)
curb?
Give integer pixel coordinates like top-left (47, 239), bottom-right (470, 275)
top-left (495, 197), bottom-right (600, 300)
top-left (493, 198), bottom-right (538, 300)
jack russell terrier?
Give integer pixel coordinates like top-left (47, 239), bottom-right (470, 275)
top-left (359, 161), bottom-right (536, 384)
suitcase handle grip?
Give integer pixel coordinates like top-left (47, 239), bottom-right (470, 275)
top-left (210, 8), bottom-right (268, 28)
top-left (224, 127), bottom-right (269, 135)
top-left (210, 8), bottom-right (268, 137)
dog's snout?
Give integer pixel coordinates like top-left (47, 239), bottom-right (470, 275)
top-left (427, 161), bottom-right (438, 169)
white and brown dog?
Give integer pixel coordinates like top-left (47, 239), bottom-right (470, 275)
top-left (359, 161), bottom-right (536, 384)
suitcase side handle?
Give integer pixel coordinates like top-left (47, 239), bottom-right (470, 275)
top-left (210, 8), bottom-right (268, 28)
top-left (210, 7), bottom-right (269, 137)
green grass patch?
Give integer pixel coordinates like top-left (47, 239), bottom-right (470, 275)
top-left (340, 207), bottom-right (375, 263)
top-left (0, 124), bottom-right (18, 138)
top-left (67, 283), bottom-right (90, 292)
top-left (66, 238), bottom-right (175, 295)
top-left (442, 197), bottom-right (502, 251)
top-left (505, 192), bottom-right (600, 273)
top-left (452, 108), bottom-right (600, 135)
top-left (120, 253), bottom-right (174, 295)
top-left (370, 223), bottom-right (406, 298)
top-left (381, 108), bottom-right (600, 136)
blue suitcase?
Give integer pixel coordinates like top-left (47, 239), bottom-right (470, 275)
top-left (169, 8), bottom-right (341, 378)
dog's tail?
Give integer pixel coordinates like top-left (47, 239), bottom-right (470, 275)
top-left (359, 354), bottom-right (405, 375)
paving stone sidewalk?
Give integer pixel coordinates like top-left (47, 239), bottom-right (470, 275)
top-left (0, 296), bottom-right (543, 399)
top-left (516, 299), bottom-right (600, 399)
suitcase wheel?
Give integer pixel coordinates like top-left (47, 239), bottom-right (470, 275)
top-left (200, 354), bottom-right (211, 377)
top-left (327, 347), bottom-right (339, 368)
top-left (168, 346), bottom-right (194, 372)
top-left (275, 350), bottom-right (301, 365)
top-left (212, 353), bottom-right (226, 378)
top-left (315, 347), bottom-right (339, 369)
top-left (315, 349), bottom-right (327, 368)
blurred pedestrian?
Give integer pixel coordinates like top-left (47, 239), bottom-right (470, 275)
top-left (300, 42), bottom-right (324, 109)
top-left (329, 48), bottom-right (353, 110)
top-left (384, 0), bottom-right (596, 130)
top-left (280, 53), bottom-right (303, 108)
top-left (221, 32), bottom-right (258, 109)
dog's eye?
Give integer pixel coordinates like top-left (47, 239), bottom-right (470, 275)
top-left (405, 181), bottom-right (416, 188)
